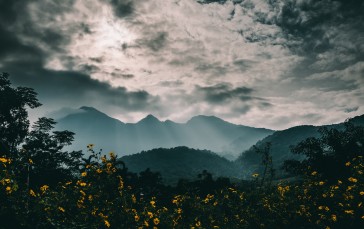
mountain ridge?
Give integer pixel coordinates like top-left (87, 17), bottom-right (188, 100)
top-left (237, 114), bottom-right (364, 175)
top-left (55, 106), bottom-right (274, 159)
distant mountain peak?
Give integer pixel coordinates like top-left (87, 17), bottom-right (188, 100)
top-left (138, 114), bottom-right (160, 124)
top-left (187, 115), bottom-right (226, 124)
top-left (79, 106), bottom-right (101, 112)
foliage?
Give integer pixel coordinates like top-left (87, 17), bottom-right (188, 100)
top-left (0, 72), bottom-right (41, 153)
top-left (284, 122), bottom-right (364, 181)
top-left (122, 147), bottom-right (241, 184)
top-left (1, 150), bottom-right (363, 228)
top-left (19, 117), bottom-right (83, 187)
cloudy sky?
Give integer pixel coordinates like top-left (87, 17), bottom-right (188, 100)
top-left (1, 0), bottom-right (363, 129)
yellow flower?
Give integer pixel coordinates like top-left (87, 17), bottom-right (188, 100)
top-left (150, 200), bottom-right (156, 207)
top-left (104, 220), bottom-right (110, 228)
top-left (344, 210), bottom-right (354, 214)
top-left (348, 177), bottom-right (358, 183)
top-left (252, 173), bottom-right (259, 178)
top-left (29, 189), bottom-right (36, 197)
top-left (81, 172), bottom-right (87, 177)
top-left (148, 212), bottom-right (154, 218)
top-left (177, 208), bottom-right (182, 214)
top-left (311, 171), bottom-right (317, 176)
top-left (135, 215), bottom-right (140, 222)
top-left (5, 186), bottom-right (11, 193)
top-left (96, 168), bottom-right (102, 174)
top-left (319, 181), bottom-right (325, 186)
top-left (144, 221), bottom-right (149, 227)
top-left (28, 159), bottom-right (33, 164)
top-left (153, 218), bottom-right (160, 225)
top-left (345, 161), bottom-right (351, 166)
top-left (196, 221), bottom-right (201, 227)
top-left (58, 207), bottom-right (65, 212)
top-left (360, 191), bottom-right (364, 196)
top-left (40, 185), bottom-right (49, 193)
top-left (331, 214), bottom-right (337, 222)
top-left (78, 182), bottom-right (87, 187)
top-left (0, 158), bottom-right (8, 163)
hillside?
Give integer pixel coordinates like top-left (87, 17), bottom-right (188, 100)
top-left (121, 146), bottom-right (242, 184)
top-left (237, 114), bottom-right (364, 175)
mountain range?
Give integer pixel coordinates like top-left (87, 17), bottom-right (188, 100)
top-left (55, 106), bottom-right (274, 160)
top-left (55, 106), bottom-right (364, 181)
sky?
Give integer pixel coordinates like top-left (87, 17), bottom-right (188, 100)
top-left (0, 0), bottom-right (363, 130)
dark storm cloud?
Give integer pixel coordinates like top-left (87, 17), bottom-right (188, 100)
top-left (135, 32), bottom-right (169, 52)
top-left (196, 0), bottom-right (228, 4)
top-left (79, 64), bottom-right (100, 74)
top-left (344, 107), bottom-right (359, 113)
top-left (159, 80), bottom-right (184, 87)
top-left (276, 0), bottom-right (364, 63)
top-left (89, 57), bottom-right (104, 63)
top-left (107, 0), bottom-right (134, 18)
top-left (147, 32), bottom-right (168, 52)
top-left (196, 0), bottom-right (243, 5)
top-left (4, 61), bottom-right (158, 111)
top-left (0, 0), bottom-right (158, 112)
top-left (0, 1), bottom-right (42, 61)
top-left (0, 26), bottom-right (44, 63)
top-left (196, 83), bottom-right (254, 104)
top-left (0, 0), bottom-right (76, 61)
top-left (233, 59), bottom-right (255, 72)
top-left (111, 72), bottom-right (135, 79)
top-left (195, 63), bottom-right (229, 77)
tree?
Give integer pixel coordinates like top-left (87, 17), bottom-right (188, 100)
top-left (283, 122), bottom-right (364, 181)
top-left (19, 117), bottom-right (83, 187)
top-left (0, 72), bottom-right (41, 154)
top-left (253, 142), bottom-right (275, 187)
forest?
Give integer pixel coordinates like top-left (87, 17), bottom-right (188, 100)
top-left (1, 72), bottom-right (364, 228)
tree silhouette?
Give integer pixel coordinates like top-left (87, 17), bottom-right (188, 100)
top-left (20, 117), bottom-right (83, 187)
top-left (0, 72), bottom-right (41, 154)
top-left (283, 122), bottom-right (364, 181)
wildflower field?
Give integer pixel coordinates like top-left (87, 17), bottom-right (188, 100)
top-left (1, 145), bottom-right (363, 228)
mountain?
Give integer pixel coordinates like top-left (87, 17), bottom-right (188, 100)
top-left (56, 106), bottom-right (274, 159)
top-left (121, 146), bottom-right (242, 184)
top-left (236, 114), bottom-right (364, 176)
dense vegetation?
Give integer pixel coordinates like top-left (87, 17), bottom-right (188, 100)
top-left (1, 72), bottom-right (364, 228)
top-left (121, 147), bottom-right (241, 184)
